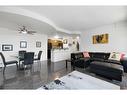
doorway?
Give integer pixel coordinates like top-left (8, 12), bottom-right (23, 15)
top-left (47, 41), bottom-right (52, 59)
top-left (47, 39), bottom-right (63, 59)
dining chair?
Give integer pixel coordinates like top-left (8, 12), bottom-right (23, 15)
top-left (0, 52), bottom-right (18, 74)
top-left (22, 52), bottom-right (34, 70)
top-left (34, 51), bottom-right (42, 70)
top-left (34, 51), bottom-right (42, 61)
top-left (18, 50), bottom-right (26, 68)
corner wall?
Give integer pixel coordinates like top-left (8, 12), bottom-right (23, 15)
top-left (80, 21), bottom-right (127, 54)
top-left (0, 28), bottom-right (47, 67)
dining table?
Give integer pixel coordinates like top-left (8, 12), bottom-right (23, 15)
top-left (10, 54), bottom-right (37, 70)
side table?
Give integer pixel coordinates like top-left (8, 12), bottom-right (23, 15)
top-left (65, 59), bottom-right (73, 69)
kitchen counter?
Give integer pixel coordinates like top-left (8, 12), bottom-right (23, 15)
top-left (51, 49), bottom-right (71, 62)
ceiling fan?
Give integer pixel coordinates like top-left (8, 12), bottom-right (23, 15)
top-left (18, 26), bottom-right (36, 35)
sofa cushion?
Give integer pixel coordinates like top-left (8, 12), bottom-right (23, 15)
top-left (91, 61), bottom-right (111, 67)
top-left (90, 58), bottom-right (104, 62)
top-left (83, 52), bottom-right (90, 58)
top-left (110, 64), bottom-right (123, 71)
top-left (91, 61), bottom-right (123, 71)
top-left (104, 59), bottom-right (121, 64)
top-left (91, 52), bottom-right (106, 59)
top-left (104, 53), bottom-right (111, 60)
top-left (108, 52), bottom-right (121, 61)
top-left (71, 52), bottom-right (84, 60)
top-left (74, 59), bottom-right (86, 68)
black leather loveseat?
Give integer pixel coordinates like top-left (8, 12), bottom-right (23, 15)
top-left (71, 52), bottom-right (124, 81)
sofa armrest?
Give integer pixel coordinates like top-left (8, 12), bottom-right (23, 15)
top-left (121, 58), bottom-right (127, 64)
top-left (120, 59), bottom-right (127, 72)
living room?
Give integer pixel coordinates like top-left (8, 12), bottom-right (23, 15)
top-left (0, 1), bottom-right (127, 94)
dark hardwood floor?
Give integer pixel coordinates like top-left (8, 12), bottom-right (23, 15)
top-left (0, 60), bottom-right (127, 89)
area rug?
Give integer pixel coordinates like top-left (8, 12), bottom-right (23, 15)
top-left (38, 71), bottom-right (120, 90)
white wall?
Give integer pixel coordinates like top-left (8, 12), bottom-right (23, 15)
top-left (80, 21), bottom-right (127, 54)
top-left (0, 28), bottom-right (47, 67)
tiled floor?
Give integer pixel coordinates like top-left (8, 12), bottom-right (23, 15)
top-left (0, 60), bottom-right (127, 89)
top-left (0, 60), bottom-right (72, 89)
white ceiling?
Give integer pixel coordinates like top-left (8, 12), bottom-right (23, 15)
top-left (0, 11), bottom-right (56, 35)
top-left (0, 6), bottom-right (127, 35)
top-left (21, 6), bottom-right (127, 31)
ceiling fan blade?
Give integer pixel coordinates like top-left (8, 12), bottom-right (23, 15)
top-left (19, 31), bottom-right (22, 33)
top-left (27, 31), bottom-right (36, 33)
top-left (27, 32), bottom-right (34, 35)
top-left (18, 26), bottom-right (36, 35)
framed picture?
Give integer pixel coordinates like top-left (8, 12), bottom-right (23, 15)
top-left (20, 41), bottom-right (27, 48)
top-left (36, 41), bottom-right (41, 48)
top-left (73, 41), bottom-right (75, 44)
top-left (2, 44), bottom-right (13, 51)
top-left (63, 39), bottom-right (67, 44)
top-left (93, 33), bottom-right (108, 44)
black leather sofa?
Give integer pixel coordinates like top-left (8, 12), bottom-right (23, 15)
top-left (71, 52), bottom-right (90, 69)
top-left (71, 52), bottom-right (111, 68)
top-left (71, 52), bottom-right (124, 81)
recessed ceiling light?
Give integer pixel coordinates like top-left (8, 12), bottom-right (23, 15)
top-left (76, 36), bottom-right (79, 39)
top-left (54, 35), bottom-right (59, 39)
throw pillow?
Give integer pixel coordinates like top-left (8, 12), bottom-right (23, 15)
top-left (108, 52), bottom-right (122, 61)
top-left (121, 53), bottom-right (125, 60)
top-left (83, 52), bottom-right (90, 58)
